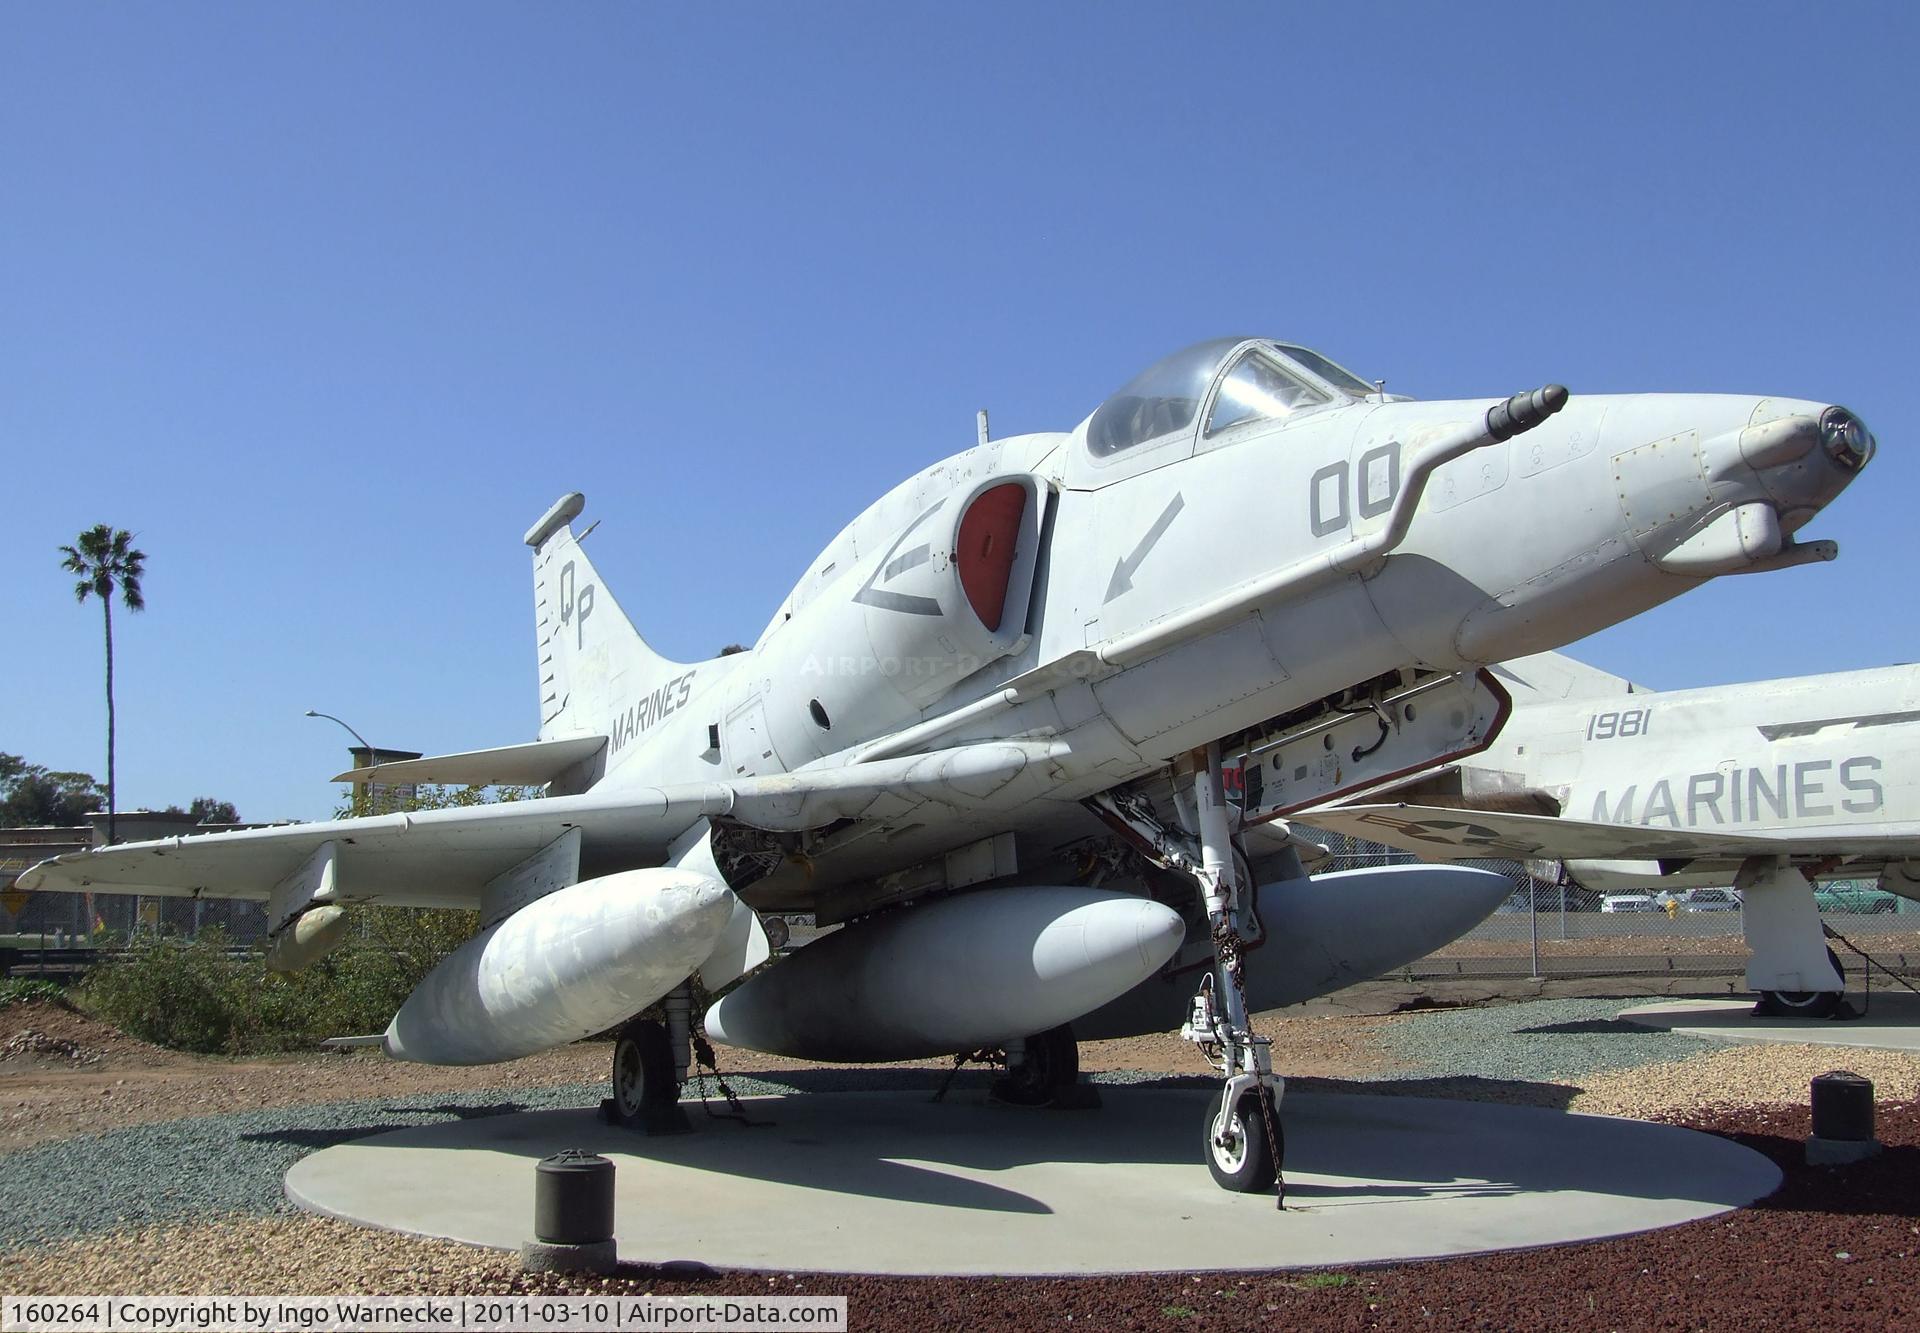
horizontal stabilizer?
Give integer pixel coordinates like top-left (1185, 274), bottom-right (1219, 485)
top-left (318, 1034), bottom-right (386, 1050)
top-left (332, 736), bottom-right (607, 787)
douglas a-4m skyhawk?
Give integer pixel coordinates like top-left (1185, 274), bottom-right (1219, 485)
top-left (21, 337), bottom-right (1875, 1193)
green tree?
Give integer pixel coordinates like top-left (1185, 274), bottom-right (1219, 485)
top-left (161, 796), bottom-right (241, 824)
top-left (187, 796), bottom-right (240, 824)
top-left (0, 753), bottom-right (102, 827)
top-left (59, 526), bottom-right (146, 845)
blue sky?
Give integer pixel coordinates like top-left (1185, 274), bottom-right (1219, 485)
top-left (3, 2), bottom-right (1915, 823)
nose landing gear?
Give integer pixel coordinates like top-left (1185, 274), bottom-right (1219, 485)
top-left (1091, 742), bottom-right (1287, 1201)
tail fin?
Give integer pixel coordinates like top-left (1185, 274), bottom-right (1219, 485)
top-left (525, 493), bottom-right (688, 741)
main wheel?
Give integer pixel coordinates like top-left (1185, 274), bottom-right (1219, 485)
top-left (1758, 988), bottom-right (1843, 1017)
top-left (611, 1019), bottom-right (676, 1123)
top-left (991, 1025), bottom-right (1081, 1106)
top-left (1204, 1086), bottom-right (1281, 1192)
top-left (1758, 948), bottom-right (1845, 1018)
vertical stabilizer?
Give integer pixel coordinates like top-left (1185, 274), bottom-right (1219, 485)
top-left (526, 493), bottom-right (686, 741)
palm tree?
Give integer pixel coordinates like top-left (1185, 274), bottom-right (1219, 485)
top-left (59, 526), bottom-right (146, 845)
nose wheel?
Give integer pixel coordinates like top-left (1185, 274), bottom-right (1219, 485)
top-left (1206, 1084), bottom-right (1281, 1192)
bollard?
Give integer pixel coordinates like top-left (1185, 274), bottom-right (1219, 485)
top-left (1806, 1071), bottom-right (1881, 1166)
top-left (521, 1151), bottom-right (618, 1274)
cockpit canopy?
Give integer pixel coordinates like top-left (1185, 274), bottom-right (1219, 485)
top-left (1086, 337), bottom-right (1376, 457)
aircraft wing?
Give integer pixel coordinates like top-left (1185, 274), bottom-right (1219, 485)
top-left (16, 741), bottom-right (1063, 909)
top-left (1297, 803), bottom-right (1920, 869)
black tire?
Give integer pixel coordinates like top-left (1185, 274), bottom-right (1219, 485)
top-left (611, 1019), bottom-right (676, 1123)
top-left (991, 1025), bottom-right (1080, 1106)
top-left (1758, 948), bottom-right (1845, 1017)
top-left (1758, 989), bottom-right (1842, 1018)
top-left (1204, 1085), bottom-right (1281, 1192)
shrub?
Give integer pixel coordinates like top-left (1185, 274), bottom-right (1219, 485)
top-left (78, 929), bottom-right (251, 1052)
top-left (0, 978), bottom-right (66, 1009)
top-left (77, 906), bottom-right (481, 1056)
top-left (79, 783), bottom-right (520, 1053)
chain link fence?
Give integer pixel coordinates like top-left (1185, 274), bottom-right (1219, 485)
top-left (1314, 831), bottom-right (1920, 981)
top-left (3, 889), bottom-right (268, 948)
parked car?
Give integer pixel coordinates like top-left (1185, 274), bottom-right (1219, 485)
top-left (1681, 888), bottom-right (1742, 913)
top-left (1814, 883), bottom-right (1899, 914)
top-left (1600, 893), bottom-right (1659, 913)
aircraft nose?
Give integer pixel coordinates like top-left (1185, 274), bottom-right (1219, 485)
top-left (1604, 392), bottom-right (1871, 580)
top-left (1730, 397), bottom-right (1875, 519)
top-left (1441, 389), bottom-right (1871, 664)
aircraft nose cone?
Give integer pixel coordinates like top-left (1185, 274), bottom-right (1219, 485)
top-left (1817, 405), bottom-right (1875, 472)
top-left (1725, 396), bottom-right (1872, 527)
top-left (1599, 392), bottom-right (1868, 572)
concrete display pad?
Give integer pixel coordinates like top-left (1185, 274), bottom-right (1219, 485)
top-left (1621, 994), bottom-right (1920, 1052)
top-left (286, 1090), bottom-right (1779, 1276)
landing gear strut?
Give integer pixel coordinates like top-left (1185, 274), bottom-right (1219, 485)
top-left (1092, 742), bottom-right (1286, 1199)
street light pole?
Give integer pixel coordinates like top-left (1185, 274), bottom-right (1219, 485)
top-left (304, 709), bottom-right (383, 811)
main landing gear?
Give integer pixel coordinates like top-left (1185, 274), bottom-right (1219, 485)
top-left (1093, 742), bottom-right (1287, 1200)
top-left (602, 982), bottom-right (696, 1134)
top-left (991, 1024), bottom-right (1101, 1108)
top-left (1737, 857), bottom-right (1855, 1020)
top-left (1754, 947), bottom-right (1850, 1018)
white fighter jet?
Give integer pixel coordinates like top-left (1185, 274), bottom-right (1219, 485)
top-left (1302, 648), bottom-right (1916, 1018)
top-left (18, 337), bottom-right (1875, 1191)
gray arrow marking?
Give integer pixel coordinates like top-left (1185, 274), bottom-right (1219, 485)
top-left (1104, 493), bottom-right (1185, 603)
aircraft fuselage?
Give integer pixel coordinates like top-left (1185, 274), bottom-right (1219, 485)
top-left (1472, 665), bottom-right (1920, 893)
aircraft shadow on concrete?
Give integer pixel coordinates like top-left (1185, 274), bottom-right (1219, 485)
top-left (243, 1103), bottom-right (526, 1152)
top-left (316, 1079), bottom-right (1758, 1216)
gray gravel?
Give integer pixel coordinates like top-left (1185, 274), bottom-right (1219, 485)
top-left (0, 1086), bottom-right (581, 1253)
top-left (1370, 997), bottom-right (1717, 1082)
top-left (0, 1068), bottom-right (1019, 1251)
top-left (0, 999), bottom-right (1702, 1251)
